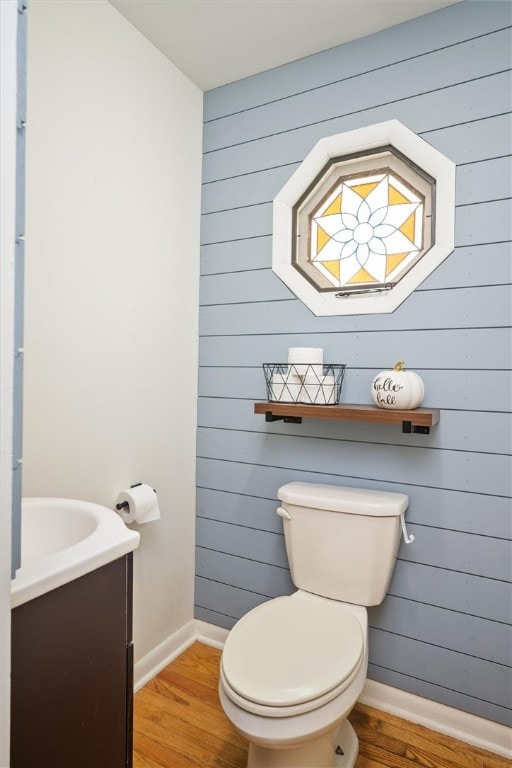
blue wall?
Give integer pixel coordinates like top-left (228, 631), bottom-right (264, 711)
top-left (196, 1), bottom-right (512, 726)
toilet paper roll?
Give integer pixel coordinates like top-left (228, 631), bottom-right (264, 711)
top-left (301, 375), bottom-right (336, 404)
top-left (116, 484), bottom-right (161, 525)
top-left (288, 347), bottom-right (324, 378)
top-left (300, 382), bottom-right (320, 403)
top-left (291, 363), bottom-right (324, 381)
top-left (272, 372), bottom-right (302, 402)
top-left (319, 375), bottom-right (336, 405)
top-left (303, 367), bottom-right (325, 384)
top-left (270, 373), bottom-right (286, 401)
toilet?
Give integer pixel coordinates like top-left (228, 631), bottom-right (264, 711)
top-left (219, 481), bottom-right (409, 768)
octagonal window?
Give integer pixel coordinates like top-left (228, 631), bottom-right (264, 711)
top-left (273, 121), bottom-right (455, 316)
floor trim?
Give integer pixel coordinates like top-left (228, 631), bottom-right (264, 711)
top-left (134, 619), bottom-right (196, 692)
top-left (360, 679), bottom-right (511, 760)
top-left (195, 618), bottom-right (230, 649)
top-left (135, 620), bottom-right (511, 759)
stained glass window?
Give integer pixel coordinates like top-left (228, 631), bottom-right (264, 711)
top-left (272, 121), bottom-right (455, 316)
top-left (292, 146), bottom-right (434, 296)
top-left (310, 171), bottom-right (424, 290)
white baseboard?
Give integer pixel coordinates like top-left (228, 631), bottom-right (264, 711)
top-left (135, 620), bottom-right (511, 759)
top-left (195, 619), bottom-right (229, 648)
top-left (359, 679), bottom-right (511, 760)
top-left (133, 619), bottom-right (228, 691)
top-left (134, 619), bottom-right (196, 691)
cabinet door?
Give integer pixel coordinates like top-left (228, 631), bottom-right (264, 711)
top-left (11, 556), bottom-right (132, 768)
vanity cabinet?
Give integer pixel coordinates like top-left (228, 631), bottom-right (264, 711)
top-left (11, 554), bottom-right (134, 768)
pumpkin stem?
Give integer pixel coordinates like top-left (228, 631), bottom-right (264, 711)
top-left (393, 360), bottom-right (405, 371)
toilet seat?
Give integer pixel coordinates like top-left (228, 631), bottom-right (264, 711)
top-left (221, 595), bottom-right (364, 718)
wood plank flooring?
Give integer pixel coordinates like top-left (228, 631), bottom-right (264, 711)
top-left (133, 642), bottom-right (510, 768)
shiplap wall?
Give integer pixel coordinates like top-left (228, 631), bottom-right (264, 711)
top-left (196, 1), bottom-right (512, 726)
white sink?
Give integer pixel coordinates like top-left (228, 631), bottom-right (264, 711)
top-left (11, 498), bottom-right (140, 608)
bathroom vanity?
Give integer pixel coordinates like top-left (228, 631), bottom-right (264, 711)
top-left (11, 554), bottom-right (134, 768)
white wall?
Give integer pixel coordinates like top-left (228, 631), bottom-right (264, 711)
top-left (0, 3), bottom-right (18, 760)
top-left (24, 0), bottom-right (203, 661)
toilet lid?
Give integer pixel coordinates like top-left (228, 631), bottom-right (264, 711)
top-left (222, 596), bottom-right (363, 708)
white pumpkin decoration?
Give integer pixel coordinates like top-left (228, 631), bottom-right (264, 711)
top-left (371, 361), bottom-right (425, 410)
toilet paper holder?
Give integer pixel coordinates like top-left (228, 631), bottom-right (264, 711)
top-left (116, 483), bottom-right (155, 512)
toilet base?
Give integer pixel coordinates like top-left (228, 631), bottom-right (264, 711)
top-left (247, 719), bottom-right (359, 768)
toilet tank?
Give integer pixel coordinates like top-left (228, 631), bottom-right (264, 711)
top-left (277, 482), bottom-right (409, 606)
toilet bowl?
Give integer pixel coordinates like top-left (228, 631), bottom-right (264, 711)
top-left (219, 592), bottom-right (368, 768)
top-left (219, 482), bottom-right (409, 768)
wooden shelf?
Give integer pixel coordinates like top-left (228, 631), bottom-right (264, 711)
top-left (254, 402), bottom-right (440, 434)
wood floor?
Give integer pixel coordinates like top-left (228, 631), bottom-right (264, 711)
top-left (133, 642), bottom-right (509, 768)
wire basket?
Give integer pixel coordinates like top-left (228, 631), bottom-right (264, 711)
top-left (263, 363), bottom-right (346, 405)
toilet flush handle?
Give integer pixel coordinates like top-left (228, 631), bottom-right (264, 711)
top-left (276, 506), bottom-right (292, 520)
top-left (400, 514), bottom-right (415, 544)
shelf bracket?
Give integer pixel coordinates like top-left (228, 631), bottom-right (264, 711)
top-left (402, 421), bottom-right (430, 435)
top-left (265, 411), bottom-right (302, 424)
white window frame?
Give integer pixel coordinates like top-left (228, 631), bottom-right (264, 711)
top-left (272, 120), bottom-right (456, 316)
